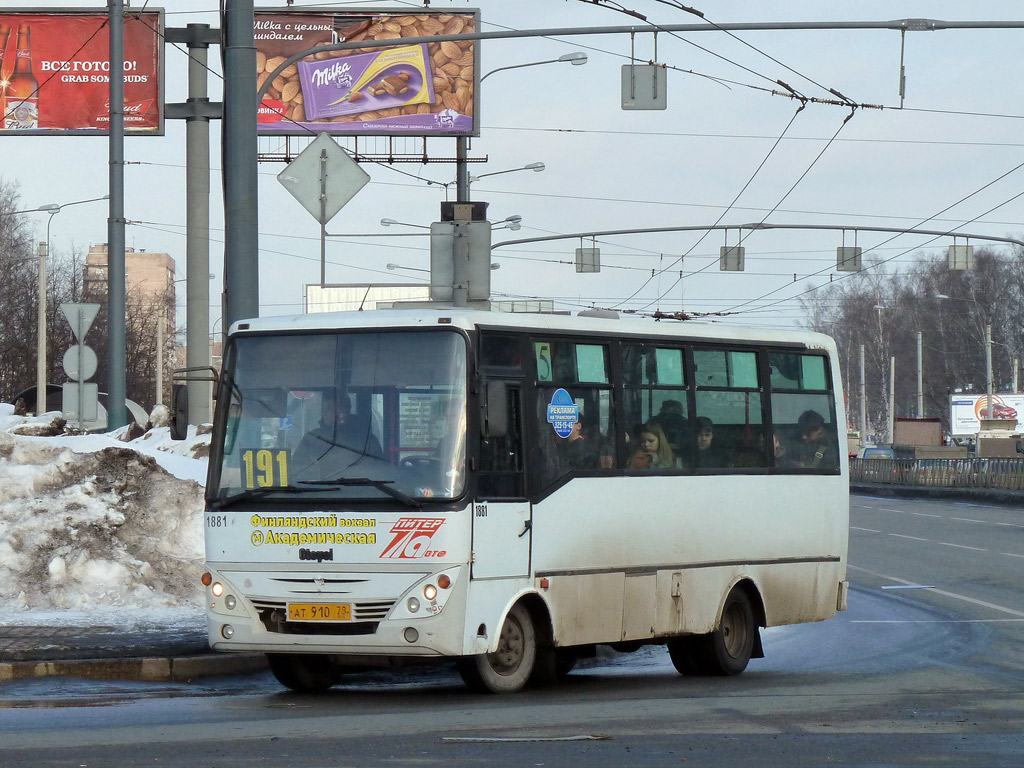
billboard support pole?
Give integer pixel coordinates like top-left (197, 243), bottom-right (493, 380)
top-left (106, 0), bottom-right (127, 430)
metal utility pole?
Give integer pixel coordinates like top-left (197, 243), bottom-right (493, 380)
top-left (222, 0), bottom-right (260, 329)
top-left (985, 324), bottom-right (993, 413)
top-left (36, 239), bottom-right (47, 414)
top-left (889, 356), bottom-right (895, 444)
top-left (916, 330), bottom-right (923, 418)
top-left (165, 23), bottom-right (221, 425)
top-left (859, 344), bottom-right (867, 440)
top-left (106, 0), bottom-right (127, 429)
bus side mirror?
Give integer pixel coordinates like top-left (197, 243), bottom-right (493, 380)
top-left (483, 380), bottom-right (508, 438)
top-left (170, 384), bottom-right (188, 440)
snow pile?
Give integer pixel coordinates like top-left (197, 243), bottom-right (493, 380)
top-left (0, 403), bottom-right (210, 613)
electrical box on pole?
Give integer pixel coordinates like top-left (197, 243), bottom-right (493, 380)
top-left (430, 220), bottom-right (492, 304)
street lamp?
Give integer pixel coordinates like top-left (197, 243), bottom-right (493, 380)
top-left (32, 195), bottom-right (108, 415)
top-left (380, 218), bottom-right (430, 230)
top-left (480, 52), bottom-right (588, 82)
top-left (468, 162), bottom-right (545, 188)
top-left (456, 52), bottom-right (588, 201)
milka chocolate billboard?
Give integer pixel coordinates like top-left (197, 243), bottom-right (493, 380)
top-left (255, 9), bottom-right (478, 137)
top-left (0, 10), bottom-right (163, 135)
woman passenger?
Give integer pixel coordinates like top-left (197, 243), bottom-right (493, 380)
top-left (627, 421), bottom-right (676, 469)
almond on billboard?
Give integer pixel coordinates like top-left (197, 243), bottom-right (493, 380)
top-left (0, 10), bottom-right (162, 135)
top-left (255, 9), bottom-right (479, 137)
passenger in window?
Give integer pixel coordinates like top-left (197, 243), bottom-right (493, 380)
top-left (653, 399), bottom-right (687, 457)
top-left (627, 421), bottom-right (676, 469)
top-left (790, 409), bottom-right (835, 469)
top-left (559, 421), bottom-right (614, 470)
top-left (694, 416), bottom-right (727, 468)
top-left (773, 432), bottom-right (795, 468)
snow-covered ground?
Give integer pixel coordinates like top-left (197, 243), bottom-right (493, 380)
top-left (0, 403), bottom-right (210, 627)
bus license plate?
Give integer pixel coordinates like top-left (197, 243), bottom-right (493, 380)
top-left (287, 603), bottom-right (352, 622)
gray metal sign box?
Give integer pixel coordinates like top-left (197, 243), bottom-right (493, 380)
top-left (621, 64), bottom-right (667, 110)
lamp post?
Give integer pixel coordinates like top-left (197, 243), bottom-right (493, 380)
top-left (28, 195), bottom-right (108, 415)
top-left (468, 162), bottom-right (545, 191)
top-left (456, 52), bottom-right (587, 201)
top-left (36, 204), bottom-right (59, 415)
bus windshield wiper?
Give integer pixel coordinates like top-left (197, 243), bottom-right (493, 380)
top-left (209, 486), bottom-right (311, 510)
top-left (297, 477), bottom-right (423, 509)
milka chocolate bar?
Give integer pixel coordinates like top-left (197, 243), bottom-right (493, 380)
top-left (298, 44), bottom-right (434, 120)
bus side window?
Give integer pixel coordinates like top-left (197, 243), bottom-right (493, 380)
top-left (769, 353), bottom-right (838, 472)
top-left (693, 349), bottom-right (766, 469)
top-left (621, 345), bottom-right (688, 469)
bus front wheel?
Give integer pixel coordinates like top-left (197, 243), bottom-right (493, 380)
top-left (457, 603), bottom-right (537, 693)
top-left (267, 653), bottom-right (342, 692)
top-left (668, 588), bottom-right (757, 677)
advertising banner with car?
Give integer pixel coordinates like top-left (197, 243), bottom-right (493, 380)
top-left (0, 10), bottom-right (163, 135)
top-left (254, 8), bottom-right (478, 137)
top-left (949, 394), bottom-right (1023, 435)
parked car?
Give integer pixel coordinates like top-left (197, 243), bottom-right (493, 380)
top-left (856, 446), bottom-right (895, 460)
top-left (979, 402), bottom-right (1017, 420)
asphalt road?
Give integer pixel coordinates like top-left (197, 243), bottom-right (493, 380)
top-left (2, 492), bottom-right (1023, 767)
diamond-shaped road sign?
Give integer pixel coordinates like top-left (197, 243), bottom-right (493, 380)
top-left (277, 133), bottom-right (370, 225)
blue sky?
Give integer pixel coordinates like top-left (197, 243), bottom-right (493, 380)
top-left (4, 1), bottom-right (1024, 329)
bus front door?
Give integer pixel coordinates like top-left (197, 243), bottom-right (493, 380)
top-left (472, 384), bottom-right (530, 579)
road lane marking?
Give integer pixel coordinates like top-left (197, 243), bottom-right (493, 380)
top-left (1000, 552), bottom-right (1024, 559)
top-left (951, 517), bottom-right (986, 524)
top-left (851, 618), bottom-right (1024, 624)
top-left (888, 533), bottom-right (929, 541)
top-left (848, 564), bottom-right (1024, 618)
top-left (940, 542), bottom-right (987, 551)
top-left (851, 526), bottom-right (881, 533)
top-left (879, 507), bottom-right (905, 514)
top-left (909, 512), bottom-right (941, 518)
top-left (880, 585), bottom-right (934, 590)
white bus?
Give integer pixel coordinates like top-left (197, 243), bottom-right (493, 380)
top-left (193, 308), bottom-right (849, 693)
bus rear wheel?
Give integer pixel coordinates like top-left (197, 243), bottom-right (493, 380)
top-left (457, 603), bottom-right (537, 693)
top-left (668, 588), bottom-right (756, 677)
top-left (267, 653), bottom-right (342, 692)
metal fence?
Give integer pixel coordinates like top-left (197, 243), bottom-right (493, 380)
top-left (850, 458), bottom-right (1024, 490)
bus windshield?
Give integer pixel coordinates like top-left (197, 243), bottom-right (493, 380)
top-left (209, 330), bottom-right (467, 506)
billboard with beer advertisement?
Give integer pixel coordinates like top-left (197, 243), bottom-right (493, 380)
top-left (255, 8), bottom-right (479, 137)
top-left (0, 9), bottom-right (163, 135)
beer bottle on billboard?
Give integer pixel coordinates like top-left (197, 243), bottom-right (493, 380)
top-left (6, 24), bottom-right (39, 130)
top-left (0, 24), bottom-right (12, 124)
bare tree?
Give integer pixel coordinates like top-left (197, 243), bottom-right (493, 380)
top-left (803, 247), bottom-right (1024, 440)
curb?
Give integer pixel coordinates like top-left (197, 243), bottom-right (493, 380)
top-left (852, 483), bottom-right (1024, 507)
top-left (0, 653), bottom-right (267, 683)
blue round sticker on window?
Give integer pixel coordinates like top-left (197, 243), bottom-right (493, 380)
top-left (547, 388), bottom-right (579, 439)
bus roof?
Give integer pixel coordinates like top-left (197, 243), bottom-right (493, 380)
top-left (229, 309), bottom-right (835, 351)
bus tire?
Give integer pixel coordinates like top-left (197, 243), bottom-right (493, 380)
top-left (554, 649), bottom-right (578, 679)
top-left (708, 588), bottom-right (756, 675)
top-left (666, 636), bottom-right (704, 676)
top-left (267, 653), bottom-right (341, 692)
top-left (457, 603), bottom-right (537, 693)
top-left (669, 588), bottom-right (757, 676)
